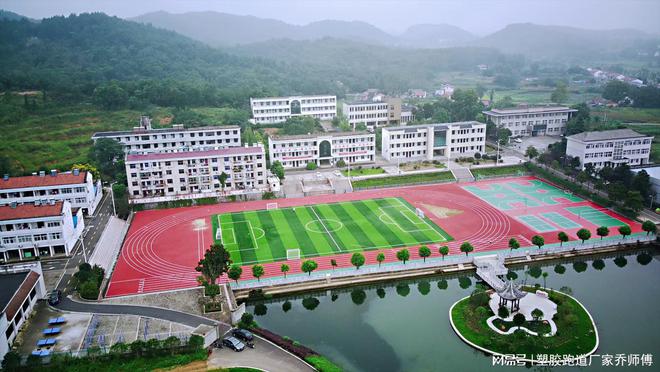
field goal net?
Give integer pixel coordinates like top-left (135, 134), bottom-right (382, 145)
top-left (286, 249), bottom-right (301, 260)
top-left (215, 223), bottom-right (222, 241)
top-left (415, 208), bottom-right (425, 219)
top-left (266, 202), bottom-right (279, 210)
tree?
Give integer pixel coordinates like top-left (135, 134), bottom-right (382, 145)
top-left (460, 242), bottom-right (474, 256)
top-left (79, 280), bottom-right (99, 300)
top-left (418, 245), bottom-right (431, 262)
top-left (525, 146), bottom-right (539, 160)
top-left (497, 127), bottom-right (512, 146)
top-left (618, 225), bottom-right (632, 239)
top-left (396, 249), bottom-right (410, 264)
top-left (602, 80), bottom-right (630, 102)
top-left (554, 264), bottom-right (566, 274)
top-left (330, 259), bottom-right (338, 270)
top-left (93, 81), bottom-right (128, 109)
top-left (306, 162), bottom-right (318, 170)
top-left (498, 305), bottom-right (510, 319)
top-left (508, 238), bottom-right (520, 251)
top-left (228, 265), bottom-right (242, 284)
top-left (450, 89), bottom-right (482, 121)
top-left (513, 313), bottom-right (526, 329)
top-left (596, 226), bottom-right (610, 240)
top-left (576, 228), bottom-right (591, 244)
top-left (1, 351), bottom-right (21, 371)
top-left (90, 138), bottom-right (124, 180)
top-left (336, 159), bottom-right (346, 167)
top-left (439, 245), bottom-right (449, 259)
top-left (270, 160), bottom-right (285, 180)
top-left (531, 308), bottom-right (544, 321)
top-left (71, 163), bottom-right (100, 180)
top-left (642, 220), bottom-right (657, 236)
top-left (576, 171), bottom-right (588, 185)
top-left (301, 260), bottom-right (318, 276)
top-left (252, 264), bottom-right (264, 282)
top-left (550, 82), bottom-right (569, 104)
top-left (351, 252), bottom-right (365, 270)
top-left (280, 263), bottom-right (290, 278)
top-left (531, 235), bottom-right (545, 249)
top-left (592, 259), bottom-right (605, 270)
top-left (195, 244), bottom-right (232, 284)
top-left (542, 271), bottom-right (548, 289)
top-left (219, 172), bottom-right (229, 191)
top-left (557, 231), bottom-right (569, 246)
top-left (624, 191), bottom-right (644, 214)
top-left (376, 252), bottom-right (385, 267)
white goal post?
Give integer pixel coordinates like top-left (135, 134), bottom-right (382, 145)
top-left (215, 224), bottom-right (222, 241)
top-left (415, 208), bottom-right (425, 219)
top-left (286, 249), bottom-right (301, 260)
top-left (266, 202), bottom-right (279, 210)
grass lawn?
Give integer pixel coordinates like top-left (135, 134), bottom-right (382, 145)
top-left (341, 167), bottom-right (385, 177)
top-left (593, 107), bottom-right (660, 123)
top-left (624, 123), bottom-right (660, 162)
top-left (472, 164), bottom-right (526, 178)
top-left (352, 171), bottom-right (455, 189)
top-left (451, 288), bottom-right (597, 358)
top-left (213, 197), bottom-right (452, 266)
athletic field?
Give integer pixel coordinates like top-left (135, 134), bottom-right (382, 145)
top-left (212, 197), bottom-right (452, 265)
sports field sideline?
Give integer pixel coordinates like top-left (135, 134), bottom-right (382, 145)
top-left (213, 197), bottom-right (452, 266)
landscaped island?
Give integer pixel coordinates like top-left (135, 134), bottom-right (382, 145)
top-left (449, 287), bottom-right (598, 363)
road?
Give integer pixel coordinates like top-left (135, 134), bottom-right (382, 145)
top-left (49, 189), bottom-right (114, 294)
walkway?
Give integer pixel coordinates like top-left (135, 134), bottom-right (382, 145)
top-left (208, 335), bottom-right (314, 372)
top-left (474, 254), bottom-right (508, 291)
top-left (90, 215), bottom-right (129, 277)
top-left (55, 296), bottom-right (228, 330)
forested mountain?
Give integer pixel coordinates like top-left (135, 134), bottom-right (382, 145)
top-left (229, 38), bottom-right (517, 92)
top-left (0, 9), bottom-right (31, 22)
top-left (471, 23), bottom-right (658, 59)
top-left (0, 13), bottom-right (348, 106)
top-left (131, 11), bottom-right (394, 47)
top-left (399, 24), bottom-right (476, 48)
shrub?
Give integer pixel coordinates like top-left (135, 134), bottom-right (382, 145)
top-left (498, 305), bottom-right (510, 318)
top-left (305, 355), bottom-right (342, 372)
top-left (306, 162), bottom-right (318, 170)
top-left (79, 280), bottom-right (99, 300)
top-left (336, 159), bottom-right (346, 167)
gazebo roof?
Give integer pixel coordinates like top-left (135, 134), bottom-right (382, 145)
top-left (497, 280), bottom-right (528, 300)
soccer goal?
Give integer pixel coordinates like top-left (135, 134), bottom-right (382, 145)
top-left (286, 248), bottom-right (301, 260)
top-left (415, 208), bottom-right (425, 219)
top-left (266, 202), bottom-right (279, 210)
top-left (215, 223), bottom-right (222, 241)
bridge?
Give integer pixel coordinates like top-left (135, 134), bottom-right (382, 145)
top-left (474, 254), bottom-right (508, 291)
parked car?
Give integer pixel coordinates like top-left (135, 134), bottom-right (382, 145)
top-left (231, 328), bottom-right (254, 342)
top-left (513, 138), bottom-right (523, 144)
top-left (48, 290), bottom-right (61, 306)
top-left (222, 337), bottom-right (245, 352)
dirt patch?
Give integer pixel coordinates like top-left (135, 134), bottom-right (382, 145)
top-left (159, 116), bottom-right (173, 125)
top-left (421, 203), bottom-right (463, 219)
top-left (262, 127), bottom-right (280, 136)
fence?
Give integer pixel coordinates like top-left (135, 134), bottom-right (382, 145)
top-left (230, 233), bottom-right (655, 291)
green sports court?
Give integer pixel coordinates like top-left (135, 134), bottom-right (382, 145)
top-left (212, 197), bottom-right (453, 265)
top-left (463, 179), bottom-right (583, 211)
top-left (566, 206), bottom-right (626, 227)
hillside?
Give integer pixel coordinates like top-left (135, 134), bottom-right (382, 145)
top-left (399, 24), bottom-right (476, 48)
top-left (471, 23), bottom-right (658, 59)
top-left (0, 12), bottom-right (347, 104)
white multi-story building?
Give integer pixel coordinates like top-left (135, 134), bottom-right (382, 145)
top-left (382, 121), bottom-right (486, 161)
top-left (92, 116), bottom-right (241, 153)
top-left (483, 106), bottom-right (578, 137)
top-left (0, 170), bottom-right (102, 216)
top-left (269, 132), bottom-right (376, 169)
top-left (0, 201), bottom-right (84, 261)
top-left (250, 95), bottom-right (337, 124)
top-left (125, 145), bottom-right (270, 204)
top-left (566, 129), bottom-right (652, 169)
top-left (400, 105), bottom-right (415, 124)
top-left (342, 97), bottom-right (402, 129)
top-left (0, 262), bottom-right (46, 362)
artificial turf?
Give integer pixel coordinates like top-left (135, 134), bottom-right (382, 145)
top-left (212, 197), bottom-right (452, 265)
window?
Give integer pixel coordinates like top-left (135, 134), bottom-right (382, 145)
top-left (34, 234), bottom-right (48, 241)
top-left (47, 221), bottom-right (60, 228)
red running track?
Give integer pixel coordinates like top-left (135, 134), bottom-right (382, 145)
top-left (106, 176), bottom-right (642, 297)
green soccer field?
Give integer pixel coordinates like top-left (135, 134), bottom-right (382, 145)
top-left (212, 197), bottom-right (453, 266)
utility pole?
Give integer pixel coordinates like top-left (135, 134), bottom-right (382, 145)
top-left (80, 233), bottom-right (87, 262)
top-left (109, 182), bottom-right (117, 217)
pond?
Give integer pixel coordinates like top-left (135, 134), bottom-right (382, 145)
top-left (247, 248), bottom-right (660, 371)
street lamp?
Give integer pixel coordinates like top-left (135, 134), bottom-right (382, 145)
top-left (109, 181), bottom-right (117, 217)
top-left (79, 230), bottom-right (87, 262)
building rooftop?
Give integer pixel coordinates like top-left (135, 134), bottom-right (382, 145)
top-left (497, 280), bottom-right (528, 301)
top-left (92, 125), bottom-right (240, 139)
top-left (269, 131), bottom-right (373, 141)
top-left (632, 166), bottom-right (660, 180)
top-left (126, 146), bottom-right (264, 162)
top-left (383, 121), bottom-right (484, 132)
top-left (567, 129), bottom-right (649, 142)
top-left (251, 94), bottom-right (336, 101)
top-left (0, 271), bottom-right (29, 314)
top-left (0, 171), bottom-right (87, 190)
top-left (483, 106), bottom-right (578, 116)
top-left (1, 271), bottom-right (40, 320)
top-left (0, 201), bottom-right (64, 221)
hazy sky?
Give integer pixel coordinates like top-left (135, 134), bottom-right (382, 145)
top-left (2, 0), bottom-right (659, 35)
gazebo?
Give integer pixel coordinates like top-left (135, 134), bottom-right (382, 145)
top-left (497, 280), bottom-right (527, 312)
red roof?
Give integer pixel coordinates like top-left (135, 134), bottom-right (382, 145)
top-left (0, 202), bottom-right (64, 221)
top-left (0, 171), bottom-right (87, 190)
top-left (5, 271), bottom-right (40, 321)
top-left (126, 147), bottom-right (264, 162)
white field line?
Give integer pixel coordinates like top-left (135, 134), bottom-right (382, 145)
top-left (309, 206), bottom-right (342, 252)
